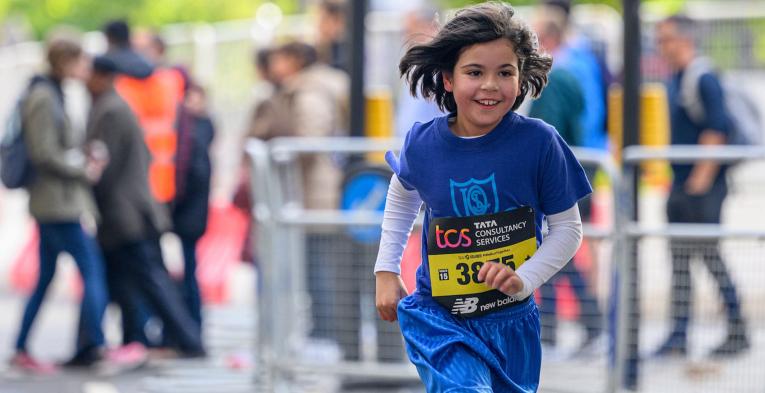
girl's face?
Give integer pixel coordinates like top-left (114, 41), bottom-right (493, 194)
top-left (443, 38), bottom-right (521, 136)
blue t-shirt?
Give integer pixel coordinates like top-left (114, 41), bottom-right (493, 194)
top-left (386, 111), bottom-right (592, 296)
top-left (667, 71), bottom-right (731, 187)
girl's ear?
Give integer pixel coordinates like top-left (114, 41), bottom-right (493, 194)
top-left (516, 74), bottom-right (522, 97)
top-left (442, 71), bottom-right (454, 92)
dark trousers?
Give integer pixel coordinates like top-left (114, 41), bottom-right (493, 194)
top-left (103, 237), bottom-right (203, 353)
top-left (539, 259), bottom-right (603, 345)
top-left (179, 235), bottom-right (202, 328)
top-left (666, 181), bottom-right (743, 337)
top-left (15, 222), bottom-right (108, 354)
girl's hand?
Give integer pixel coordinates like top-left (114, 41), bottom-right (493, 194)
top-left (477, 262), bottom-right (524, 297)
top-left (375, 272), bottom-right (408, 322)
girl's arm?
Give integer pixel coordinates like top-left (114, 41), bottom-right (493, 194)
top-left (375, 175), bottom-right (423, 321)
top-left (481, 204), bottom-right (584, 299)
top-left (374, 175), bottom-right (423, 274)
top-left (514, 204), bottom-right (583, 299)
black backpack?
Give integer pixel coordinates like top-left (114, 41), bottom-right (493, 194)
top-left (1, 77), bottom-right (59, 189)
top-left (1, 87), bottom-right (35, 188)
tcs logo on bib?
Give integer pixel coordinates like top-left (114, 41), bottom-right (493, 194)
top-left (435, 225), bottom-right (472, 248)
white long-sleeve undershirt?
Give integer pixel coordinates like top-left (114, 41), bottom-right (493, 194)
top-left (373, 175), bottom-right (583, 300)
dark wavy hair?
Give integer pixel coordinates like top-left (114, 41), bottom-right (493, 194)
top-left (399, 2), bottom-right (552, 112)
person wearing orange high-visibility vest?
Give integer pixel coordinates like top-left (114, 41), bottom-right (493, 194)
top-left (103, 20), bottom-right (184, 204)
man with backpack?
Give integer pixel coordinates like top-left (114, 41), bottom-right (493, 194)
top-left (654, 14), bottom-right (750, 357)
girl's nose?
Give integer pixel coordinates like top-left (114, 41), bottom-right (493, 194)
top-left (481, 77), bottom-right (499, 91)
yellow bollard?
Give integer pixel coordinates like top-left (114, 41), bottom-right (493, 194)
top-left (365, 88), bottom-right (393, 163)
top-left (607, 83), bottom-right (671, 189)
top-left (640, 83), bottom-right (671, 189)
top-left (608, 83), bottom-right (624, 162)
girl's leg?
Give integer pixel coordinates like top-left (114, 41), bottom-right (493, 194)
top-left (397, 296), bottom-right (493, 392)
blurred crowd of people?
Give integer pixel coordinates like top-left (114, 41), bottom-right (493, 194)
top-left (10, 19), bottom-right (214, 373)
top-left (9, 0), bottom-right (616, 370)
top-left (5, 0), bottom-right (752, 376)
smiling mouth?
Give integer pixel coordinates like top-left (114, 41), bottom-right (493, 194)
top-left (475, 99), bottom-right (501, 108)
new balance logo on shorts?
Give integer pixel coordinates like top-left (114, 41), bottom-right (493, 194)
top-left (451, 297), bottom-right (479, 315)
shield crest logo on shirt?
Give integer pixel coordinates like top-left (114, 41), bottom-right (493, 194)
top-left (449, 174), bottom-right (500, 217)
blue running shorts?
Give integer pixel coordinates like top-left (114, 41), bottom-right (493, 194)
top-left (397, 293), bottom-right (542, 393)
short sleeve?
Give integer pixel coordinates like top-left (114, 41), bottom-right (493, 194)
top-left (698, 73), bottom-right (730, 135)
top-left (538, 131), bottom-right (592, 215)
top-left (384, 127), bottom-right (416, 191)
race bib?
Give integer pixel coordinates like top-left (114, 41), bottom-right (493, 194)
top-left (427, 206), bottom-right (537, 317)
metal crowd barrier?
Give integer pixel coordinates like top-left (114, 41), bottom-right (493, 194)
top-left (532, 146), bottom-right (621, 393)
top-left (247, 137), bottom-right (418, 393)
top-left (246, 137), bottom-right (620, 392)
top-left (614, 145), bottom-right (765, 393)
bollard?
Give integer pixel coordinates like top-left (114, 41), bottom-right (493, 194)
top-left (365, 88), bottom-right (393, 163)
top-left (608, 83), bottom-right (671, 189)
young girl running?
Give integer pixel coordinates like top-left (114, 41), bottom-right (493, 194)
top-left (374, 3), bottom-right (591, 392)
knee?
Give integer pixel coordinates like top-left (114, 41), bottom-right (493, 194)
top-left (37, 265), bottom-right (57, 284)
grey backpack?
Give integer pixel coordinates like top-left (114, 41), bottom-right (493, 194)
top-left (679, 57), bottom-right (763, 146)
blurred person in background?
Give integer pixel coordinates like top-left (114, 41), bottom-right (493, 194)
top-left (85, 55), bottom-right (205, 358)
top-left (316, 0), bottom-right (348, 72)
top-left (394, 4), bottom-right (443, 137)
top-left (237, 47), bottom-right (279, 265)
top-left (250, 47), bottom-right (280, 105)
top-left (134, 28), bottom-right (213, 331)
top-left (132, 29), bottom-right (168, 67)
top-left (104, 20), bottom-right (185, 205)
top-left (246, 47), bottom-right (289, 142)
top-left (262, 41), bottom-right (351, 353)
top-left (102, 20), bottom-right (153, 79)
top-left (132, 28), bottom-right (192, 91)
top-left (541, 0), bottom-right (610, 150)
top-left (267, 41), bottom-right (349, 209)
top-left (10, 38), bottom-right (111, 372)
top-left (534, 1), bottom-right (608, 214)
top-left (653, 14), bottom-right (749, 357)
top-left (532, 6), bottom-right (604, 356)
top-left (171, 83), bottom-right (215, 329)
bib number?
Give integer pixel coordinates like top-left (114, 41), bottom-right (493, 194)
top-left (427, 207), bottom-right (536, 317)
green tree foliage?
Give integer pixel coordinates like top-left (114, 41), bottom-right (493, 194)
top-left (0, 0), bottom-right (297, 39)
top-left (438, 0), bottom-right (693, 14)
top-left (439, 0), bottom-right (624, 11)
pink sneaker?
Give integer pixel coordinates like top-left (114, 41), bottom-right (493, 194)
top-left (9, 353), bottom-right (58, 375)
top-left (105, 342), bottom-right (148, 369)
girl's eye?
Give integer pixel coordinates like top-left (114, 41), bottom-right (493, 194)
top-left (499, 70), bottom-right (514, 77)
top-left (467, 70), bottom-right (481, 76)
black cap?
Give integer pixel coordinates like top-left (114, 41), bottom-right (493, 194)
top-left (92, 55), bottom-right (118, 74)
top-left (103, 20), bottom-right (130, 47)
